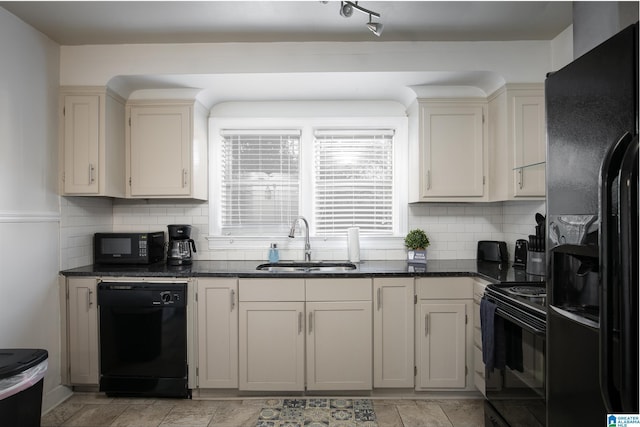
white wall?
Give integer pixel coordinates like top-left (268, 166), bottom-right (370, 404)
top-left (0, 8), bottom-right (69, 413)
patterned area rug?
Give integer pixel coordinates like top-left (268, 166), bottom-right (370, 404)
top-left (255, 398), bottom-right (378, 427)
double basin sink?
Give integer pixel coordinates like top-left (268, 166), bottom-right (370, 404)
top-left (256, 262), bottom-right (357, 273)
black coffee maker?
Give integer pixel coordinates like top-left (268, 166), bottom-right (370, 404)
top-left (167, 224), bottom-right (196, 266)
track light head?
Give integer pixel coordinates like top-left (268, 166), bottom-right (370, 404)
top-left (340, 1), bottom-right (354, 17)
top-left (367, 14), bottom-right (383, 36)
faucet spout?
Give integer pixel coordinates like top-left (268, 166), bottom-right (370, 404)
top-left (289, 216), bottom-right (311, 261)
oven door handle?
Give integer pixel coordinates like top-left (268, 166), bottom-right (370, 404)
top-left (495, 307), bottom-right (545, 336)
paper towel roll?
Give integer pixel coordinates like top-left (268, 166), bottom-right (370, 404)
top-left (347, 227), bottom-right (360, 262)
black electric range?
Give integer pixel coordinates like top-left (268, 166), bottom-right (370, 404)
top-left (482, 282), bottom-right (547, 427)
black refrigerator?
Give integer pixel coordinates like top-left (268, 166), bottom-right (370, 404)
top-left (545, 22), bottom-right (638, 426)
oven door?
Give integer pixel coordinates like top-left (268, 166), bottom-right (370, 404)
top-left (485, 307), bottom-right (546, 427)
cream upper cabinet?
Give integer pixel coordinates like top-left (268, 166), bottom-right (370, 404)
top-left (126, 99), bottom-right (208, 200)
top-left (196, 278), bottom-right (238, 389)
top-left (415, 277), bottom-right (474, 391)
top-left (488, 84), bottom-right (546, 200)
top-left (59, 87), bottom-right (125, 197)
top-left (373, 278), bottom-right (414, 388)
top-left (410, 99), bottom-right (488, 202)
top-left (238, 279), bottom-right (306, 391)
top-left (305, 279), bottom-right (372, 391)
top-left (67, 277), bottom-right (99, 385)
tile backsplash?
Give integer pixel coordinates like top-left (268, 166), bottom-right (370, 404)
top-left (60, 197), bottom-right (545, 268)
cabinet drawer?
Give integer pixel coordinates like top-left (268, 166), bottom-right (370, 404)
top-left (239, 279), bottom-right (304, 301)
top-left (416, 277), bottom-right (473, 299)
top-left (306, 279), bottom-right (371, 301)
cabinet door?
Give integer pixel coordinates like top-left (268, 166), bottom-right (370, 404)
top-left (239, 301), bottom-right (305, 391)
top-left (513, 94), bottom-right (546, 197)
top-left (196, 278), bottom-right (238, 388)
top-left (416, 301), bottom-right (466, 389)
top-left (306, 301), bottom-right (372, 390)
top-left (373, 278), bottom-right (414, 388)
top-left (420, 104), bottom-right (485, 198)
top-left (67, 278), bottom-right (99, 385)
top-left (129, 105), bottom-right (191, 197)
top-left (63, 95), bottom-right (100, 194)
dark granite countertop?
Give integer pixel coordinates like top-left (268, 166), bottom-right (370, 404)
top-left (60, 259), bottom-right (545, 284)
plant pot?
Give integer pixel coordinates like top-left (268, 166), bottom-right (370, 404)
top-left (407, 249), bottom-right (427, 264)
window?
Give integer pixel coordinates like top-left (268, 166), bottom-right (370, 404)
top-left (220, 130), bottom-right (301, 235)
top-left (209, 112), bottom-right (408, 246)
top-left (314, 130), bottom-right (394, 236)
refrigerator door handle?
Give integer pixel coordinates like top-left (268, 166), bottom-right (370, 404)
top-left (617, 134), bottom-right (639, 413)
top-left (599, 131), bottom-right (634, 412)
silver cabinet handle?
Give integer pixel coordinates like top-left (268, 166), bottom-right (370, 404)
top-left (308, 312), bottom-right (313, 334)
top-left (298, 312), bottom-right (303, 335)
top-left (89, 164), bottom-right (95, 184)
top-left (518, 168), bottom-right (524, 190)
top-left (425, 313), bottom-right (429, 336)
top-left (87, 289), bottom-right (93, 309)
top-left (426, 170), bottom-right (432, 190)
top-left (230, 289), bottom-right (235, 311)
top-left (182, 169), bottom-right (188, 187)
top-left (377, 288), bottom-right (382, 310)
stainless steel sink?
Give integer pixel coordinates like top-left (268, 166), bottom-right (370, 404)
top-left (256, 262), bottom-right (357, 272)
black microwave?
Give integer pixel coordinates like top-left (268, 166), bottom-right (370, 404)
top-left (94, 232), bottom-right (165, 264)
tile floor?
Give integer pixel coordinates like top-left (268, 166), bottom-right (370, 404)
top-left (41, 393), bottom-right (485, 427)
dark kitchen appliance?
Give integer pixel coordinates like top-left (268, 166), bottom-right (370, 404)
top-left (513, 239), bottom-right (528, 269)
top-left (477, 241), bottom-right (508, 263)
top-left (94, 232), bottom-right (165, 264)
top-left (97, 281), bottom-right (189, 398)
top-left (482, 283), bottom-right (546, 426)
top-left (167, 224), bottom-right (196, 266)
top-left (546, 22), bottom-right (638, 425)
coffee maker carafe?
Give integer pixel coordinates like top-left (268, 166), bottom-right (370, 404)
top-left (167, 224), bottom-right (196, 266)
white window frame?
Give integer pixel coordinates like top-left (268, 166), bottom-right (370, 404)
top-left (208, 115), bottom-right (408, 253)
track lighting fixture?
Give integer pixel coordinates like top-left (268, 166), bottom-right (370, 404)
top-left (338, 1), bottom-right (383, 37)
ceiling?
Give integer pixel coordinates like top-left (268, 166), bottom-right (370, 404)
top-left (0, 1), bottom-right (574, 106)
top-left (1, 1), bottom-right (572, 45)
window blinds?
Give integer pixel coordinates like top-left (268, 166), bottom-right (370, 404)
top-left (220, 130), bottom-right (301, 233)
top-left (313, 130), bottom-right (394, 236)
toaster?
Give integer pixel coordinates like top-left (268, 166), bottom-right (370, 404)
top-left (477, 240), bottom-right (508, 263)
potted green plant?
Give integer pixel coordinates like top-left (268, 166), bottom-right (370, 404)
top-left (404, 228), bottom-right (430, 263)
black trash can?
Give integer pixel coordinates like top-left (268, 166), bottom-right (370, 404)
top-left (0, 349), bottom-right (48, 427)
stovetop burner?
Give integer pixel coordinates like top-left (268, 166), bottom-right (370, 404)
top-left (507, 285), bottom-right (547, 298)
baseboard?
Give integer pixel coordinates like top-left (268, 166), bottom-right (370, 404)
top-left (42, 384), bottom-right (73, 415)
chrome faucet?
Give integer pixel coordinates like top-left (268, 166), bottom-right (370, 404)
top-left (288, 216), bottom-right (311, 262)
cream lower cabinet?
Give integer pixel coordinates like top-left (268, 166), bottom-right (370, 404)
top-left (373, 278), bottom-right (414, 388)
top-left (67, 277), bottom-right (99, 385)
top-left (196, 278), bottom-right (238, 388)
top-left (472, 278), bottom-right (490, 397)
top-left (306, 279), bottom-right (372, 391)
top-left (415, 277), bottom-right (474, 390)
top-left (238, 279), bottom-right (305, 391)
top-left (238, 278), bottom-right (372, 391)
